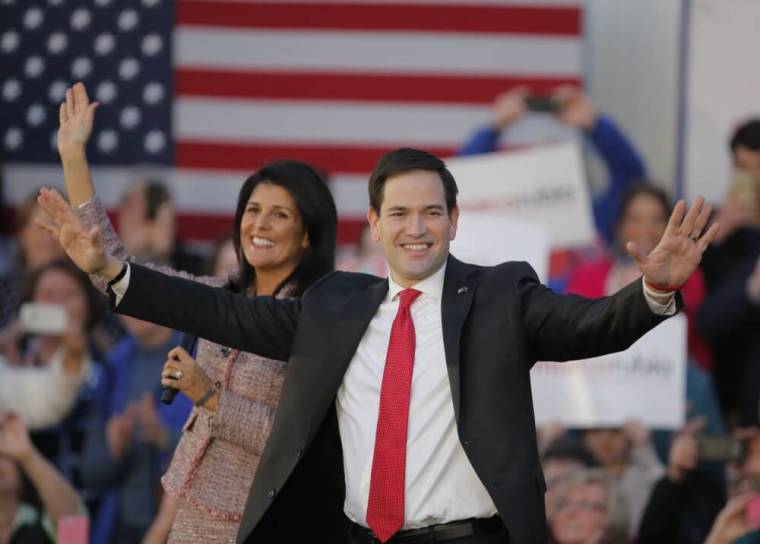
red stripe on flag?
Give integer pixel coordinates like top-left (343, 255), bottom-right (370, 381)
top-left (177, 1), bottom-right (581, 35)
top-left (177, 69), bottom-right (581, 104)
top-left (337, 217), bottom-right (368, 246)
top-left (176, 141), bottom-right (457, 175)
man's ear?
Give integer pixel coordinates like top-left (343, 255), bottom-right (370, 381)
top-left (367, 207), bottom-right (381, 242)
top-left (448, 206), bottom-right (460, 241)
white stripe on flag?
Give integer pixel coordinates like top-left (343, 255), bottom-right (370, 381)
top-left (176, 29), bottom-right (582, 76)
top-left (175, 98), bottom-right (578, 147)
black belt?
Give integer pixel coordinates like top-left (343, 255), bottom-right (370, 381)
top-left (349, 516), bottom-right (505, 544)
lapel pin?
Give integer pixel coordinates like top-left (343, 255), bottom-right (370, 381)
top-left (457, 286), bottom-right (469, 295)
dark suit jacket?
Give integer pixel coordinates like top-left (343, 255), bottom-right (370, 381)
top-left (113, 255), bottom-right (677, 543)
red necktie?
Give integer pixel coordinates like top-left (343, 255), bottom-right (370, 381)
top-left (366, 288), bottom-right (422, 543)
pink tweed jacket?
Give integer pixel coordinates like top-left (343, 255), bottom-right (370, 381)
top-left (76, 198), bottom-right (287, 521)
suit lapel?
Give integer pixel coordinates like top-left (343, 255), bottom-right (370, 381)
top-left (311, 278), bottom-right (389, 432)
top-left (441, 256), bottom-right (475, 422)
top-left (238, 277), bottom-right (388, 542)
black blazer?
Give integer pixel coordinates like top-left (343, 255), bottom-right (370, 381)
top-left (114, 255), bottom-right (678, 543)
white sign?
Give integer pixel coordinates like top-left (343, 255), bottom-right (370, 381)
top-left (451, 214), bottom-right (550, 282)
top-left (531, 315), bottom-right (687, 429)
top-left (446, 142), bottom-right (595, 249)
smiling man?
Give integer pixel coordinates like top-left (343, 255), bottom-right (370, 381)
top-left (38, 148), bottom-right (718, 544)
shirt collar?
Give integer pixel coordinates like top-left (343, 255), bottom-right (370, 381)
top-left (387, 260), bottom-right (447, 303)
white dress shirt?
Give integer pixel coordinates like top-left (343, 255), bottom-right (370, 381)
top-left (111, 260), bottom-right (676, 529)
top-left (337, 262), bottom-right (498, 529)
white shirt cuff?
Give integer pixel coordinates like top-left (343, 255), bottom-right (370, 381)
top-left (110, 262), bottom-right (131, 306)
top-left (641, 277), bottom-right (677, 315)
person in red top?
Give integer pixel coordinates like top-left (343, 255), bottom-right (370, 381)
top-left (567, 184), bottom-right (712, 371)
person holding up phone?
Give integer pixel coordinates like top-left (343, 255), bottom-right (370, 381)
top-left (0, 259), bottom-right (100, 430)
top-left (457, 86), bottom-right (646, 247)
top-left (0, 412), bottom-right (87, 544)
top-left (637, 421), bottom-right (760, 543)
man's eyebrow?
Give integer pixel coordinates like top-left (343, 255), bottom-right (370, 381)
top-left (385, 204), bottom-right (444, 212)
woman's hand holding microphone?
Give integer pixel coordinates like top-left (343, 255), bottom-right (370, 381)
top-left (161, 347), bottom-right (220, 411)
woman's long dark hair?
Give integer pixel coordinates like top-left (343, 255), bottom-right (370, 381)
top-left (230, 160), bottom-right (337, 297)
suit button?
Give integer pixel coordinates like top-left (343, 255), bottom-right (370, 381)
top-left (295, 447), bottom-right (303, 457)
top-left (462, 440), bottom-right (471, 446)
top-left (267, 488), bottom-right (276, 499)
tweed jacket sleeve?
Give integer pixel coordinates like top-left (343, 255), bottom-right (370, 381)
top-left (74, 197), bottom-right (227, 291)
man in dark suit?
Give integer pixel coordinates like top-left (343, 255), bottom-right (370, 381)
top-left (38, 148), bottom-right (718, 543)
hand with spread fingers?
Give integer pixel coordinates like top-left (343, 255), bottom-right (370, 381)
top-left (161, 347), bottom-right (219, 411)
top-left (625, 196), bottom-right (720, 290)
top-left (35, 187), bottom-right (122, 279)
top-left (57, 81), bottom-right (98, 158)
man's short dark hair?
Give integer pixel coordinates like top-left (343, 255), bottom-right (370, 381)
top-left (730, 119), bottom-right (760, 152)
top-left (368, 148), bottom-right (458, 215)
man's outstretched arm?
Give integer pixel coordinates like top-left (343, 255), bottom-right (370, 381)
top-left (113, 263), bottom-right (299, 361)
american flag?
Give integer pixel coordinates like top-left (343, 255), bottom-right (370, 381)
top-left (1, 0), bottom-right (583, 246)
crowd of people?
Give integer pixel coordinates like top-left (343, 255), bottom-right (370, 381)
top-left (0, 81), bottom-right (758, 544)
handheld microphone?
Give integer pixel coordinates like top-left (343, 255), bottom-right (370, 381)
top-left (161, 332), bottom-right (198, 405)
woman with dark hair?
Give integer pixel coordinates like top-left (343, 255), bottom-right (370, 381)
top-left (56, 83), bottom-right (338, 542)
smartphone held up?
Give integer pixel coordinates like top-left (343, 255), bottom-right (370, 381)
top-left (19, 302), bottom-right (68, 336)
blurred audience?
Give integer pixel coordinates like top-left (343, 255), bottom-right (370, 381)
top-left (549, 468), bottom-right (629, 544)
top-left (582, 421), bottom-right (664, 536)
top-left (640, 426), bottom-right (760, 543)
top-left (458, 86), bottom-right (645, 246)
top-left (336, 223), bottom-right (387, 276)
top-left (0, 412), bottom-right (86, 544)
top-left (705, 493), bottom-right (760, 544)
top-left (713, 119), bottom-right (760, 242)
top-left (83, 316), bottom-right (190, 544)
top-left (541, 437), bottom-right (597, 519)
top-left (116, 180), bottom-right (205, 275)
top-left (699, 255), bottom-right (760, 426)
top-left (638, 417), bottom-right (726, 543)
top-left (0, 346), bottom-right (89, 431)
top-left (699, 119), bottom-right (760, 426)
top-left (0, 260), bottom-right (110, 508)
top-left (0, 192), bottom-right (65, 329)
top-left (205, 232), bottom-right (238, 279)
